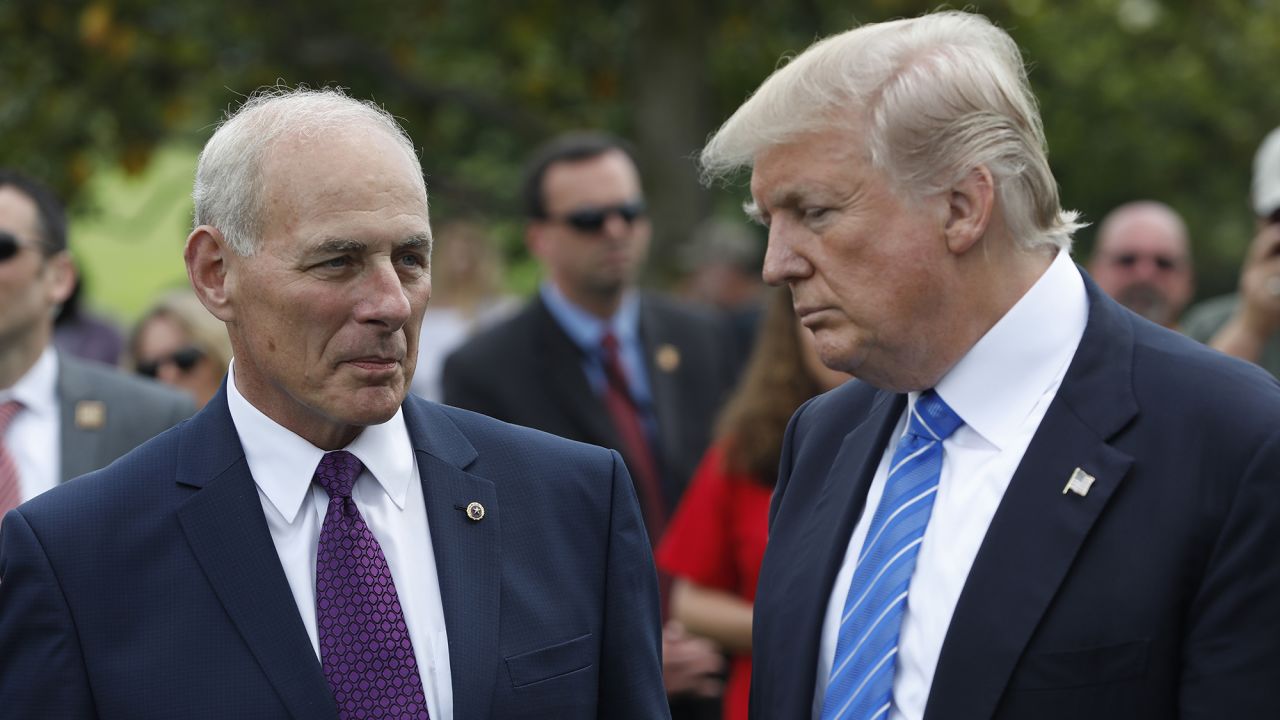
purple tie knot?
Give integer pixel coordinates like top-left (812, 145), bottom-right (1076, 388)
top-left (315, 450), bottom-right (364, 500)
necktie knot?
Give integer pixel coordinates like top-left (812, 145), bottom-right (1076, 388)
top-left (313, 450), bottom-right (363, 500)
top-left (907, 390), bottom-right (963, 443)
top-left (0, 400), bottom-right (23, 433)
top-left (600, 331), bottom-right (620, 357)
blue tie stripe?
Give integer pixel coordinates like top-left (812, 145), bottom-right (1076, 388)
top-left (822, 391), bottom-right (963, 720)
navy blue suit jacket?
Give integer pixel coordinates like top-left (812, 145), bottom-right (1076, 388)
top-left (751, 274), bottom-right (1280, 719)
top-left (0, 389), bottom-right (668, 719)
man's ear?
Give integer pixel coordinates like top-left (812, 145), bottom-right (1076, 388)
top-left (186, 226), bottom-right (235, 322)
top-left (945, 165), bottom-right (995, 255)
top-left (44, 251), bottom-right (76, 306)
top-left (525, 222), bottom-right (547, 260)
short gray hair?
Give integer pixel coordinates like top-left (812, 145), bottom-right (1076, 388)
top-left (193, 86), bottom-right (424, 256)
top-left (701, 11), bottom-right (1083, 252)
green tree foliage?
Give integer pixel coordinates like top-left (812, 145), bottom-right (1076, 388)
top-left (2, 0), bottom-right (1278, 293)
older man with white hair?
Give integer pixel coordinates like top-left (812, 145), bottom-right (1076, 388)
top-left (701, 11), bottom-right (1280, 720)
top-left (1087, 201), bottom-right (1194, 329)
top-left (0, 88), bottom-right (667, 720)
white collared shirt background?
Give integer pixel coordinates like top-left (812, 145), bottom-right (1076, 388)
top-left (0, 346), bottom-right (61, 500)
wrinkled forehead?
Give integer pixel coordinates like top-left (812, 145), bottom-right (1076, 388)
top-left (749, 125), bottom-right (875, 199)
top-left (1099, 212), bottom-right (1189, 258)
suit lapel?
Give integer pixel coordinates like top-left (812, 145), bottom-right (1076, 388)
top-left (925, 274), bottom-right (1139, 720)
top-left (175, 388), bottom-right (337, 720)
top-left (771, 390), bottom-right (903, 711)
top-left (404, 399), bottom-right (499, 720)
top-left (55, 355), bottom-right (107, 482)
top-left (638, 298), bottom-right (685, 506)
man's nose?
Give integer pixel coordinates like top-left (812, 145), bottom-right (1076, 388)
top-left (602, 212), bottom-right (631, 241)
top-left (761, 225), bottom-right (809, 286)
top-left (355, 260), bottom-right (413, 328)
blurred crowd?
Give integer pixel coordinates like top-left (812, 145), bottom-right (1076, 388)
top-left (3, 113), bottom-right (1280, 720)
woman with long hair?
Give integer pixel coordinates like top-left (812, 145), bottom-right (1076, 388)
top-left (656, 286), bottom-right (847, 720)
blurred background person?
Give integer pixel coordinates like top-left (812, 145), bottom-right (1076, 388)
top-left (1184, 126), bottom-right (1280, 375)
top-left (444, 131), bottom-right (735, 718)
top-left (1087, 200), bottom-right (1194, 330)
top-left (53, 270), bottom-right (125, 366)
top-left (0, 169), bottom-right (193, 515)
top-left (129, 289), bottom-right (231, 408)
top-left (410, 219), bottom-right (517, 402)
top-left (677, 217), bottom-right (766, 371)
top-left (656, 286), bottom-right (848, 720)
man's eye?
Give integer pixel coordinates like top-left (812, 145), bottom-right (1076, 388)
top-left (398, 253), bottom-right (425, 268)
top-left (319, 256), bottom-right (350, 269)
top-left (802, 207), bottom-right (831, 223)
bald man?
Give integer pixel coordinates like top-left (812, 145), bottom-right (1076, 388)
top-left (1087, 201), bottom-right (1194, 329)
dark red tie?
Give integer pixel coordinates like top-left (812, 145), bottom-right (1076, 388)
top-left (0, 400), bottom-right (24, 516)
top-left (599, 333), bottom-right (667, 544)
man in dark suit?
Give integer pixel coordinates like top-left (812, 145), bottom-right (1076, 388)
top-left (698, 11), bottom-right (1280, 719)
top-left (0, 169), bottom-right (194, 515)
top-left (0, 89), bottom-right (666, 719)
top-left (443, 133), bottom-right (735, 711)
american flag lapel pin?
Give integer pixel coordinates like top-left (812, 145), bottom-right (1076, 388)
top-left (1062, 467), bottom-right (1096, 497)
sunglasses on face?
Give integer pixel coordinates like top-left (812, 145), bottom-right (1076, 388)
top-left (137, 346), bottom-right (205, 378)
top-left (0, 231), bottom-right (35, 263)
top-left (1108, 253), bottom-right (1180, 271)
top-left (551, 201), bottom-right (647, 234)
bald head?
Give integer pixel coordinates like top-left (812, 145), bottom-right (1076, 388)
top-left (1088, 201), bottom-right (1193, 328)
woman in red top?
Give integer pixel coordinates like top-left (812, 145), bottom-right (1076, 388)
top-left (657, 287), bottom-right (848, 720)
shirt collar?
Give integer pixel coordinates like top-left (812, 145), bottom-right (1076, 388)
top-left (931, 250), bottom-right (1088, 450)
top-left (539, 281), bottom-right (641, 352)
top-left (226, 358), bottom-right (416, 523)
top-left (1, 346), bottom-right (59, 419)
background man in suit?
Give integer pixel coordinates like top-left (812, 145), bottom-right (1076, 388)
top-left (0, 169), bottom-right (193, 515)
top-left (443, 133), bottom-right (735, 713)
top-left (699, 11), bottom-right (1280, 719)
top-left (1087, 201), bottom-right (1194, 330)
top-left (0, 88), bottom-right (666, 719)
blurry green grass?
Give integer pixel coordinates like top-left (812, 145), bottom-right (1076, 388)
top-left (71, 146), bottom-right (198, 326)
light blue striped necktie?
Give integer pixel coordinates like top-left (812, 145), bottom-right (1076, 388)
top-left (821, 390), bottom-right (963, 720)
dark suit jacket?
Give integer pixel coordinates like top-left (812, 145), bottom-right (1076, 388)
top-left (751, 274), bottom-right (1280, 719)
top-left (56, 352), bottom-right (195, 481)
top-left (442, 293), bottom-right (736, 517)
top-left (0, 389), bottom-right (667, 719)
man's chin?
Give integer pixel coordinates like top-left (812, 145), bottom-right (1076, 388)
top-left (341, 383), bottom-right (408, 425)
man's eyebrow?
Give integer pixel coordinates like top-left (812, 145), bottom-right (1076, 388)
top-left (398, 232), bottom-right (432, 249)
top-left (311, 237), bottom-right (366, 254)
top-left (743, 199), bottom-right (767, 226)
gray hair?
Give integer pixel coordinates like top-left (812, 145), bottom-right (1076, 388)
top-left (700, 11), bottom-right (1084, 252)
top-left (193, 86), bottom-right (425, 256)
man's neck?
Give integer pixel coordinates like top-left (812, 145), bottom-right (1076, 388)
top-left (0, 335), bottom-right (49, 391)
top-left (557, 284), bottom-right (625, 321)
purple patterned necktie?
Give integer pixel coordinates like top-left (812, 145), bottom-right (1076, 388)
top-left (314, 450), bottom-right (430, 719)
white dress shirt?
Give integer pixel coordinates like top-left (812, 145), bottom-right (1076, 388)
top-left (227, 362), bottom-right (453, 719)
top-left (0, 347), bottom-right (61, 500)
top-left (813, 251), bottom-right (1089, 719)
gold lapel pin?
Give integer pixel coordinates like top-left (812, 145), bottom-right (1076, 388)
top-left (655, 344), bottom-right (680, 373)
top-left (466, 501), bottom-right (485, 521)
top-left (74, 400), bottom-right (106, 430)
top-left (1062, 467), bottom-right (1096, 497)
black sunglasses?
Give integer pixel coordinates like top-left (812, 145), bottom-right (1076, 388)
top-left (0, 231), bottom-right (32, 263)
top-left (551, 201), bottom-right (647, 234)
top-left (1109, 253), bottom-right (1179, 271)
top-left (137, 346), bottom-right (205, 378)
